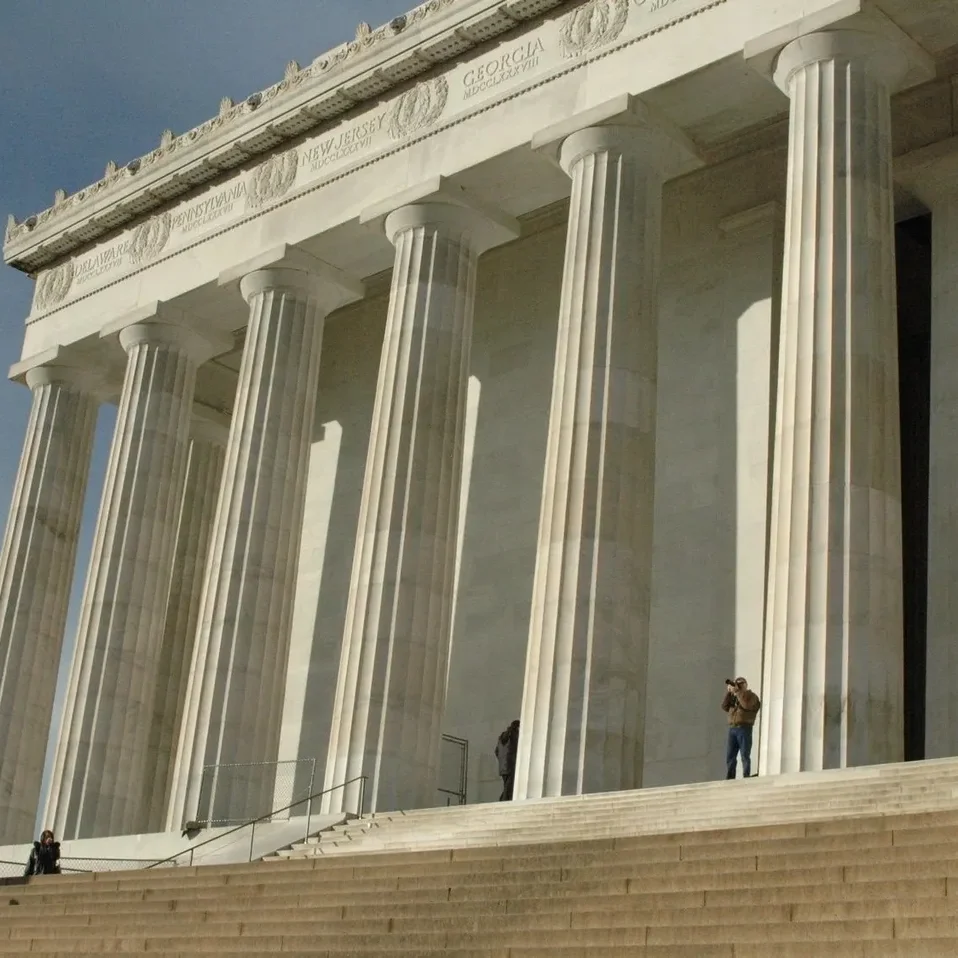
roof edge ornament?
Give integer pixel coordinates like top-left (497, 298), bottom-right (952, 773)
top-left (3, 0), bottom-right (461, 252)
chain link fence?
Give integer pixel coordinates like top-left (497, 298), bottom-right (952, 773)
top-left (194, 758), bottom-right (317, 826)
top-left (0, 859), bottom-right (26, 879)
top-left (0, 857), bottom-right (155, 879)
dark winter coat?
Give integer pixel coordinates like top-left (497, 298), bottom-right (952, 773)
top-left (722, 689), bottom-right (762, 727)
top-left (495, 725), bottom-right (519, 776)
top-left (24, 841), bottom-right (60, 877)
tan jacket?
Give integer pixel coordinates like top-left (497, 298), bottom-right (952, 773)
top-left (722, 688), bottom-right (761, 727)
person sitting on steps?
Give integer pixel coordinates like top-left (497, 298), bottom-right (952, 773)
top-left (24, 830), bottom-right (60, 877)
top-left (722, 677), bottom-right (761, 779)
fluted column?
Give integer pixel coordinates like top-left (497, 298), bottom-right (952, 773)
top-left (514, 122), bottom-right (672, 800)
top-left (146, 416), bottom-right (227, 831)
top-left (47, 321), bottom-right (222, 838)
top-left (0, 366), bottom-right (98, 842)
top-left (760, 30), bottom-right (912, 774)
top-left (169, 262), bottom-right (361, 829)
top-left (323, 198), bottom-right (517, 814)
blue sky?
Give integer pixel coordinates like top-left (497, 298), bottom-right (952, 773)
top-left (0, 0), bottom-right (407, 822)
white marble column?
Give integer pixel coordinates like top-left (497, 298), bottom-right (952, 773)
top-left (47, 321), bottom-right (222, 838)
top-left (760, 30), bottom-right (912, 774)
top-left (513, 121), bottom-right (673, 801)
top-left (169, 261), bottom-right (361, 829)
top-left (323, 196), bottom-right (517, 815)
top-left (146, 416), bottom-right (227, 831)
top-left (0, 366), bottom-right (98, 842)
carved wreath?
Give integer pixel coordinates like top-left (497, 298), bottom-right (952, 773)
top-left (128, 211), bottom-right (172, 265)
top-left (246, 150), bottom-right (300, 209)
top-left (34, 261), bottom-right (75, 312)
top-left (560, 0), bottom-right (630, 58)
top-left (388, 77), bottom-right (449, 141)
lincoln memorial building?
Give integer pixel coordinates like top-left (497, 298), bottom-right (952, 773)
top-left (1, 0), bottom-right (956, 842)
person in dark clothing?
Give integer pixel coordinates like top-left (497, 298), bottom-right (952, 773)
top-left (24, 830), bottom-right (60, 877)
top-left (495, 719), bottom-right (520, 801)
top-left (722, 677), bottom-right (761, 779)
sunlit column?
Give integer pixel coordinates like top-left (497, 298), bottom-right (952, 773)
top-left (0, 365), bottom-right (98, 842)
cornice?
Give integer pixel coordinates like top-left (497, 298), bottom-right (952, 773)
top-left (4, 0), bottom-right (566, 271)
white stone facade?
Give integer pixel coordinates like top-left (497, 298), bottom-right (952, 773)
top-left (1, 0), bottom-right (956, 839)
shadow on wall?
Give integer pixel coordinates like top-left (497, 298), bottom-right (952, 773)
top-left (643, 223), bottom-right (779, 788)
top-left (280, 294), bottom-right (387, 802)
top-left (441, 215), bottom-right (566, 806)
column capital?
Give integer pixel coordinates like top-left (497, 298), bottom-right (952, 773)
top-left (745, 7), bottom-right (934, 95)
top-left (117, 321), bottom-right (226, 364)
top-left (23, 364), bottom-right (100, 395)
top-left (220, 244), bottom-right (364, 316)
top-left (774, 29), bottom-right (911, 94)
top-left (239, 267), bottom-right (359, 315)
top-left (101, 301), bottom-right (233, 364)
top-left (9, 346), bottom-right (103, 397)
top-left (532, 94), bottom-right (701, 180)
top-left (557, 125), bottom-right (675, 178)
top-left (361, 176), bottom-right (519, 255)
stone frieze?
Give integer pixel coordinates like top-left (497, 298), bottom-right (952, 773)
top-left (3, 0), bottom-right (531, 256)
top-left (23, 0), bottom-right (717, 317)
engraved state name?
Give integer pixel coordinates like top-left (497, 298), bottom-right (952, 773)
top-left (75, 241), bottom-right (131, 285)
top-left (171, 182), bottom-right (248, 234)
top-left (462, 39), bottom-right (545, 100)
top-left (637, 0), bottom-right (684, 11)
top-left (300, 114), bottom-right (388, 172)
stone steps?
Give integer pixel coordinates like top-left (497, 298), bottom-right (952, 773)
top-left (267, 759), bottom-right (958, 860)
top-left (7, 892), bottom-right (958, 934)
top-left (5, 759), bottom-right (958, 954)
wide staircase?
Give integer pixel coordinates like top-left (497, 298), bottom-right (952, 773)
top-left (5, 759), bottom-right (958, 955)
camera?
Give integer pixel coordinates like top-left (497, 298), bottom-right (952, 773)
top-left (724, 678), bottom-right (736, 687)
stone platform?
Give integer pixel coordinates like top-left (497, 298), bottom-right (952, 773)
top-left (1, 759), bottom-right (958, 955)
top-left (272, 756), bottom-right (958, 859)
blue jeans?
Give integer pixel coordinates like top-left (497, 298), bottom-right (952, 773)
top-left (726, 726), bottom-right (753, 779)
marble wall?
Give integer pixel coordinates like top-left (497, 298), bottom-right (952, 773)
top-left (279, 148), bottom-right (785, 807)
top-left (925, 196), bottom-right (958, 760)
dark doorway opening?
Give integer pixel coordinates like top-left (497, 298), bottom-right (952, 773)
top-left (896, 214), bottom-right (932, 762)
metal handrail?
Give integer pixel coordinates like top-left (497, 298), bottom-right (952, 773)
top-left (145, 774), bottom-right (367, 870)
top-left (63, 856), bottom-right (159, 863)
top-left (438, 733), bottom-right (468, 806)
top-left (197, 757), bottom-right (317, 826)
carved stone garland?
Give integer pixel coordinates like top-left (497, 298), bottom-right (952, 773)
top-left (128, 212), bottom-right (172, 266)
top-left (559, 0), bottom-right (630, 57)
top-left (246, 150), bottom-right (300, 209)
top-left (388, 77), bottom-right (450, 141)
top-left (33, 262), bottom-right (75, 312)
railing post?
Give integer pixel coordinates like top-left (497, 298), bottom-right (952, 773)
top-left (206, 763), bottom-right (217, 827)
top-left (144, 773), bottom-right (364, 870)
top-left (305, 758), bottom-right (316, 843)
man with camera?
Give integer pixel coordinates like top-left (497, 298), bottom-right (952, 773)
top-left (722, 677), bottom-right (761, 779)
